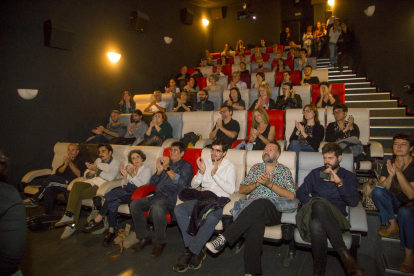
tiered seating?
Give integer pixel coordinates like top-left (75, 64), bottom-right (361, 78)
top-left (198, 66), bottom-right (213, 77)
top-left (312, 83), bottom-right (345, 105)
top-left (133, 93), bottom-right (175, 113)
top-left (196, 77), bottom-right (207, 90)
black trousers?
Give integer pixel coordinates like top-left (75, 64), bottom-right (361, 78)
top-left (310, 201), bottom-right (347, 271)
top-left (223, 199), bottom-right (281, 275)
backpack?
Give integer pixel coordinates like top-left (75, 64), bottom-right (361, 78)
top-left (180, 132), bottom-right (201, 148)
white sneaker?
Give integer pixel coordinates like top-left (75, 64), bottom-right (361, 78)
top-left (206, 234), bottom-right (227, 254)
top-left (55, 214), bottom-right (75, 227)
top-left (61, 225), bottom-right (76, 240)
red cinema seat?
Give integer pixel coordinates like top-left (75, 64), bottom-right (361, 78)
top-left (285, 59), bottom-right (294, 71)
top-left (312, 84), bottom-right (345, 105)
top-left (266, 46), bottom-right (273, 53)
top-left (211, 52), bottom-right (221, 60)
top-left (275, 72), bottom-right (284, 87)
top-left (213, 65), bottom-right (232, 76)
top-left (131, 148), bottom-right (202, 222)
top-left (232, 110), bottom-right (285, 148)
top-left (235, 51), bottom-right (240, 56)
top-left (179, 67), bottom-right (195, 76)
top-left (272, 60), bottom-right (278, 70)
top-left (290, 70), bottom-right (301, 85)
top-left (227, 56), bottom-right (234, 65)
top-left (196, 77), bottom-right (207, 89)
top-left (251, 53), bottom-right (270, 63)
top-left (244, 50), bottom-right (251, 55)
top-left (277, 45), bottom-right (284, 51)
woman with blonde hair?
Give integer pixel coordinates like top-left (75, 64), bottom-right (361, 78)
top-left (206, 74), bottom-right (221, 91)
top-left (119, 91), bottom-right (136, 114)
top-left (249, 84), bottom-right (275, 110)
top-left (247, 108), bottom-right (276, 151)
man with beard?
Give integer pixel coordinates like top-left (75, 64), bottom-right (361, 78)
top-left (206, 142), bottom-right (296, 276)
top-left (173, 139), bottom-right (236, 272)
top-left (195, 89), bottom-right (214, 111)
top-left (300, 65), bottom-right (320, 86)
top-left (209, 105), bottom-right (240, 148)
top-left (123, 109), bottom-right (148, 145)
top-left (294, 48), bottom-right (312, 71)
top-left (296, 142), bottom-right (365, 276)
top-left (86, 110), bottom-right (127, 144)
top-left (253, 58), bottom-right (270, 73)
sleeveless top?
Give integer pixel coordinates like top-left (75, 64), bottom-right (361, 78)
top-left (253, 124), bottom-right (272, 150)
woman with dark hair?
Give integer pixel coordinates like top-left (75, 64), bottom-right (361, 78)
top-left (314, 22), bottom-right (326, 58)
top-left (184, 76), bottom-right (200, 93)
top-left (273, 58), bottom-right (291, 73)
top-left (173, 91), bottom-right (193, 112)
top-left (336, 21), bottom-right (354, 74)
top-left (316, 82), bottom-right (340, 108)
top-left (165, 78), bottom-right (181, 94)
top-left (253, 72), bottom-right (266, 88)
top-left (140, 111), bottom-right (173, 146)
top-left (119, 91), bottom-right (136, 114)
top-left (83, 149), bottom-right (151, 246)
top-left (224, 87), bottom-right (245, 110)
top-left (220, 55), bottom-right (228, 66)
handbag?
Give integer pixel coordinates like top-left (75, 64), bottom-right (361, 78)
top-left (359, 170), bottom-right (379, 211)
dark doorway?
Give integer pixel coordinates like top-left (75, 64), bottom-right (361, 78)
top-left (282, 20), bottom-right (301, 45)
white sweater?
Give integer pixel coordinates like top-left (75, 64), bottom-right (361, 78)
top-left (121, 164), bottom-right (152, 188)
top-left (83, 157), bottom-right (121, 187)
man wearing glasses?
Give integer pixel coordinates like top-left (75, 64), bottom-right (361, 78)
top-left (129, 141), bottom-right (193, 258)
top-left (277, 70), bottom-right (295, 89)
top-left (209, 105), bottom-right (240, 148)
top-left (173, 139), bottom-right (237, 272)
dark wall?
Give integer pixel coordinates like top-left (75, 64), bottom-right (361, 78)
top-left (334, 0), bottom-right (414, 114)
top-left (0, 0), bottom-right (213, 185)
top-left (211, 0), bottom-right (282, 51)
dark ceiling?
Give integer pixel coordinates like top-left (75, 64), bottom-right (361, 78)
top-left (180, 0), bottom-right (244, 8)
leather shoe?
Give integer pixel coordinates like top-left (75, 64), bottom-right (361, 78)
top-left (102, 232), bottom-right (116, 247)
top-left (150, 243), bottom-right (166, 258)
top-left (339, 250), bottom-right (366, 276)
top-left (378, 226), bottom-right (399, 237)
top-left (82, 219), bottom-right (104, 233)
top-left (131, 237), bottom-right (152, 253)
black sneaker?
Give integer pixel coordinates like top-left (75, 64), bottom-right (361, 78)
top-left (102, 232), bottom-right (116, 247)
top-left (189, 249), bottom-right (206, 270)
top-left (206, 234), bottom-right (227, 254)
top-left (24, 198), bottom-right (38, 208)
top-left (173, 249), bottom-right (194, 273)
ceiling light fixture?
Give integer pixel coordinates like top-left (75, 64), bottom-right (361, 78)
top-left (202, 19), bottom-right (209, 26)
top-left (107, 52), bottom-right (121, 63)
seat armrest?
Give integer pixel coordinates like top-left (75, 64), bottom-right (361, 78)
top-left (280, 198), bottom-right (299, 224)
top-left (369, 141), bottom-right (384, 158)
top-left (21, 169), bottom-right (52, 183)
top-left (349, 202), bottom-right (368, 232)
top-left (162, 138), bottom-right (180, 148)
top-left (195, 139), bottom-right (213, 149)
top-left (231, 139), bottom-right (247, 149)
top-left (96, 180), bottom-right (122, 196)
top-left (131, 184), bottom-right (156, 201)
top-left (277, 140), bottom-right (285, 152)
top-left (222, 192), bottom-right (247, 216)
top-left (67, 177), bottom-right (85, 191)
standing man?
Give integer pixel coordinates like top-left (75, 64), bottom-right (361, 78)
top-left (24, 143), bottom-right (87, 215)
top-left (300, 65), bottom-right (320, 86)
top-left (296, 143), bottom-right (365, 276)
top-left (280, 27), bottom-right (292, 46)
top-left (209, 105), bottom-right (240, 148)
top-left (129, 142), bottom-right (193, 258)
top-left (195, 89), bottom-right (215, 111)
top-left (54, 143), bottom-right (121, 240)
top-left (206, 142), bottom-right (296, 275)
top-left (173, 139), bottom-right (236, 272)
top-left (372, 133), bottom-right (414, 273)
top-left (144, 90), bottom-right (167, 113)
top-left (86, 110), bottom-right (127, 144)
top-left (123, 109), bottom-right (149, 145)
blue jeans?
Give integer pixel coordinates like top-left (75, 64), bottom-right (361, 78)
top-left (329, 42), bottom-right (337, 64)
top-left (99, 187), bottom-right (132, 228)
top-left (287, 140), bottom-right (315, 180)
top-left (372, 187), bottom-right (414, 249)
top-left (85, 134), bottom-right (109, 144)
top-left (175, 199), bottom-right (223, 255)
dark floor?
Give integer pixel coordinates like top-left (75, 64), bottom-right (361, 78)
top-left (21, 204), bottom-right (380, 276)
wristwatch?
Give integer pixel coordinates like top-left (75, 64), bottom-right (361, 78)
top-left (164, 167), bottom-right (171, 172)
top-left (335, 179), bottom-right (344, 187)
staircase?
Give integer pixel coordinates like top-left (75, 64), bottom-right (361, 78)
top-left (317, 58), bottom-right (414, 165)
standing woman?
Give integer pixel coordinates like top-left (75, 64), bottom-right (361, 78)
top-left (329, 18), bottom-right (342, 67)
top-left (249, 84), bottom-right (276, 110)
top-left (119, 91), bottom-right (136, 114)
top-left (336, 21), bottom-right (354, 74)
top-left (82, 149), bottom-right (152, 246)
top-left (303, 26), bottom-right (314, 57)
top-left (224, 87), bottom-right (246, 110)
top-left (139, 111), bottom-right (173, 146)
top-left (184, 76), bottom-right (200, 93)
top-left (314, 22), bottom-right (325, 59)
top-left (248, 108), bottom-right (276, 151)
top-left (287, 104), bottom-right (325, 174)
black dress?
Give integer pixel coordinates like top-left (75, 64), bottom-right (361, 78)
top-left (252, 124), bottom-right (271, 150)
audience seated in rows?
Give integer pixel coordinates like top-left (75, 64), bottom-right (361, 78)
top-left (250, 84), bottom-right (276, 110)
top-left (173, 91), bottom-right (193, 112)
top-left (205, 74), bottom-right (221, 91)
top-left (165, 78), bottom-right (181, 94)
top-left (253, 58), bottom-right (270, 73)
top-left (316, 82), bottom-right (340, 108)
top-left (228, 71), bottom-right (247, 90)
top-left (119, 91), bottom-right (136, 114)
top-left (206, 142), bottom-right (296, 275)
top-left (209, 105), bottom-right (240, 147)
top-left (275, 82), bottom-right (302, 110)
top-left (247, 108), bottom-right (276, 151)
top-left (141, 111), bottom-right (173, 146)
top-left (54, 143), bottom-right (121, 239)
top-left (195, 89), bottom-right (214, 111)
top-left (173, 139), bottom-right (237, 272)
top-left (252, 72), bottom-right (266, 88)
top-left (223, 87), bottom-right (246, 110)
top-left (184, 76), bottom-right (200, 93)
top-left (120, 109), bottom-right (149, 145)
top-left (86, 110), bottom-right (127, 144)
top-left (144, 90), bottom-right (167, 113)
top-left (272, 59), bottom-right (290, 72)
top-left (300, 65), bottom-right (320, 86)
top-left (277, 71), bottom-right (295, 89)
top-left (82, 149), bottom-right (152, 246)
top-left (24, 144), bottom-right (87, 213)
top-left (130, 141), bottom-right (193, 258)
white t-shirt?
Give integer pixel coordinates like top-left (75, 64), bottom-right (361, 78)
top-left (149, 101), bottom-right (167, 112)
top-left (228, 81), bottom-right (247, 90)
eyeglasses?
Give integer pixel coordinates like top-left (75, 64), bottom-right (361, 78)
top-left (220, 110), bottom-right (228, 114)
top-left (210, 148), bottom-right (223, 153)
top-left (333, 110), bottom-right (343, 115)
top-left (302, 109), bottom-right (313, 114)
top-left (283, 74), bottom-right (289, 76)
top-left (170, 149), bottom-right (180, 153)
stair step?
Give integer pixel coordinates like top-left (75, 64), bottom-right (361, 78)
top-left (330, 77), bottom-right (367, 84)
top-left (346, 100), bottom-right (398, 108)
top-left (346, 93), bottom-right (390, 101)
top-left (370, 108), bottom-right (407, 117)
top-left (371, 116), bottom-right (414, 126)
top-left (329, 74), bottom-right (357, 78)
top-left (344, 82), bottom-right (372, 88)
top-left (371, 136), bottom-right (394, 148)
top-left (317, 58), bottom-right (329, 62)
top-left (328, 70), bottom-right (353, 75)
top-left (370, 125), bottom-right (414, 136)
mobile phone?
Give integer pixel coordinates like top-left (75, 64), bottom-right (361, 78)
top-left (319, 171), bottom-right (331, 180)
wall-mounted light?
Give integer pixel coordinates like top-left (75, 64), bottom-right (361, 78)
top-left (164, 37), bottom-right (173, 44)
top-left (18, 89), bottom-right (38, 100)
top-left (252, 15), bottom-right (257, 20)
top-left (107, 52), bottom-right (121, 63)
top-left (364, 5), bottom-right (375, 16)
top-left (328, 0), bottom-right (334, 6)
top-left (202, 19), bottom-right (209, 26)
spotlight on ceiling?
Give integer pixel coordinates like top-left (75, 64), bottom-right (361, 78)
top-left (328, 0), bottom-right (334, 6)
top-left (252, 15), bottom-right (257, 20)
top-left (107, 52), bottom-right (121, 63)
top-left (202, 19), bottom-right (209, 26)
